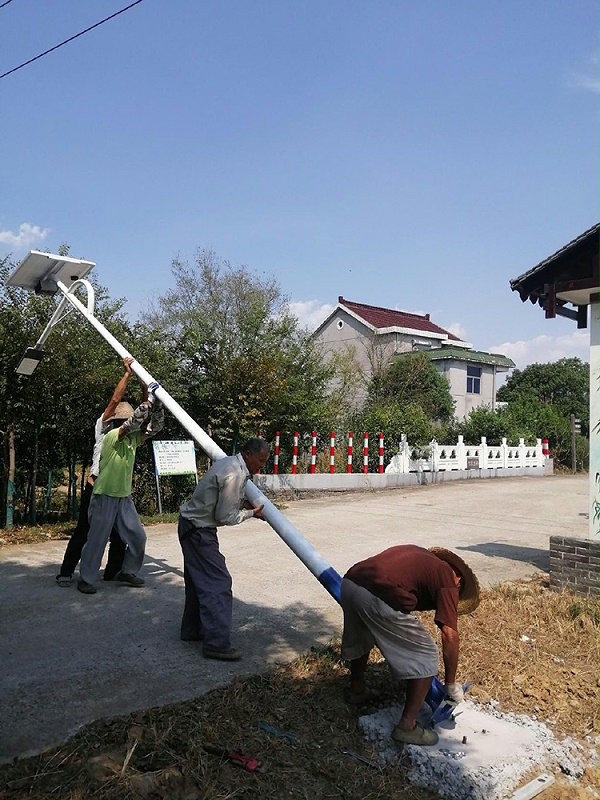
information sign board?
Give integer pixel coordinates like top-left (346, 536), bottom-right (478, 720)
top-left (152, 440), bottom-right (197, 476)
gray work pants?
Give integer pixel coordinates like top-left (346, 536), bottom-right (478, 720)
top-left (80, 494), bottom-right (147, 585)
top-left (178, 516), bottom-right (233, 651)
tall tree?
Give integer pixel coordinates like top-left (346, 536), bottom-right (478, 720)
top-left (143, 250), bottom-right (334, 453)
top-left (497, 358), bottom-right (589, 436)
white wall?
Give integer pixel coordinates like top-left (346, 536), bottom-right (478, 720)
top-left (433, 360), bottom-right (503, 420)
top-left (589, 300), bottom-right (599, 539)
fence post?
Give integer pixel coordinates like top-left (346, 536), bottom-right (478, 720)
top-left (378, 433), bottom-right (384, 474)
top-left (329, 432), bottom-right (336, 474)
top-left (480, 436), bottom-right (487, 469)
top-left (518, 437), bottom-right (526, 467)
top-left (429, 439), bottom-right (439, 472)
top-left (292, 432), bottom-right (299, 475)
top-left (535, 437), bottom-right (543, 467)
top-left (456, 435), bottom-right (466, 470)
top-left (273, 431), bottom-right (280, 474)
top-left (310, 432), bottom-right (317, 474)
top-left (400, 434), bottom-right (410, 473)
top-left (363, 433), bottom-right (369, 474)
top-left (501, 437), bottom-right (508, 468)
top-left (347, 432), bottom-right (353, 473)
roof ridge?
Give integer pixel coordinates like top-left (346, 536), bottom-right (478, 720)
top-left (339, 296), bottom-right (430, 321)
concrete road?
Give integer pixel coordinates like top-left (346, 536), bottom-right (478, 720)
top-left (0, 474), bottom-right (588, 764)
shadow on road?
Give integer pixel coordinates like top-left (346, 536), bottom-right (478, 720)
top-left (456, 542), bottom-right (550, 571)
top-left (0, 550), bottom-right (340, 763)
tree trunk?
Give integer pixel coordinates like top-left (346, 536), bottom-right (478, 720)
top-left (5, 423), bottom-right (15, 529)
top-left (71, 455), bottom-right (78, 520)
top-left (28, 425), bottom-right (38, 525)
top-left (66, 457), bottom-right (72, 518)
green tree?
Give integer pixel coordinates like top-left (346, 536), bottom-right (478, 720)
top-left (369, 351), bottom-right (455, 422)
top-left (349, 401), bottom-right (435, 462)
top-left (497, 358), bottom-right (589, 436)
top-left (142, 250), bottom-right (334, 455)
top-left (0, 253), bottom-right (137, 525)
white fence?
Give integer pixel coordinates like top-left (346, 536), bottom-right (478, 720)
top-left (386, 435), bottom-right (545, 474)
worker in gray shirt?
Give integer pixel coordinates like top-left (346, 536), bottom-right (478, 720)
top-left (178, 437), bottom-right (270, 661)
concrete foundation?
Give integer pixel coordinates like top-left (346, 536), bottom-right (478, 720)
top-left (359, 700), bottom-right (590, 799)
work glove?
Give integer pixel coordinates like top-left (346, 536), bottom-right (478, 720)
top-left (120, 402), bottom-right (150, 436)
top-left (142, 382), bottom-right (164, 437)
top-left (445, 682), bottom-right (464, 704)
top-left (147, 381), bottom-right (163, 410)
top-left (143, 405), bottom-right (164, 437)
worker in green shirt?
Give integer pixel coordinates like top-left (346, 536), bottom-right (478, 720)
top-left (78, 385), bottom-right (164, 595)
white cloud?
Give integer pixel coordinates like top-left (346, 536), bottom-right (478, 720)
top-left (446, 322), bottom-right (469, 342)
top-left (0, 222), bottom-right (51, 250)
top-left (289, 300), bottom-right (335, 331)
top-left (568, 53), bottom-right (599, 93)
top-left (570, 72), bottom-right (600, 93)
top-left (490, 330), bottom-right (590, 371)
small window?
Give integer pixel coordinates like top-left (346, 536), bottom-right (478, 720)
top-left (466, 365), bottom-right (481, 394)
top-left (336, 319), bottom-right (344, 330)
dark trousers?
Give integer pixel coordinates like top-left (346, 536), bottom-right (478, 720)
top-left (178, 516), bottom-right (233, 651)
top-left (59, 481), bottom-right (126, 579)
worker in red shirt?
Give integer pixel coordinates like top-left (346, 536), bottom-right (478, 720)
top-left (341, 544), bottom-right (480, 746)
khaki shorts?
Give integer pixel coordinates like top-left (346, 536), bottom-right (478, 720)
top-left (340, 578), bottom-right (439, 680)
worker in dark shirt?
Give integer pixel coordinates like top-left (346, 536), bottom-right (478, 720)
top-left (340, 544), bottom-right (480, 746)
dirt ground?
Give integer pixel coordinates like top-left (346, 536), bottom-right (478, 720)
top-left (1, 575), bottom-right (597, 800)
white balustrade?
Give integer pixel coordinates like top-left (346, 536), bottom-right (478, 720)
top-left (385, 435), bottom-right (546, 474)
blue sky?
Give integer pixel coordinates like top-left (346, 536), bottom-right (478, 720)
top-left (1, 1), bottom-right (598, 371)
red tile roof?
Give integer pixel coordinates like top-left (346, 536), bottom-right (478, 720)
top-left (339, 297), bottom-right (461, 341)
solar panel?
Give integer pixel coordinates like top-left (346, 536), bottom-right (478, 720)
top-left (6, 250), bottom-right (95, 293)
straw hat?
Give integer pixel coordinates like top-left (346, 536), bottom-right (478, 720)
top-left (429, 547), bottom-right (480, 615)
top-left (105, 401), bottom-right (134, 423)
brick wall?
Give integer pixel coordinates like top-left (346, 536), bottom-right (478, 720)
top-left (549, 536), bottom-right (599, 597)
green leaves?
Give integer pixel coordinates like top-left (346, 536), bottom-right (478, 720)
top-left (368, 351), bottom-right (455, 423)
top-left (140, 250), bottom-right (334, 453)
top-left (497, 358), bottom-right (589, 436)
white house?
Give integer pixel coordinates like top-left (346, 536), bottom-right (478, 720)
top-left (312, 296), bottom-right (514, 419)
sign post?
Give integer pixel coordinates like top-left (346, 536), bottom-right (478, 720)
top-left (152, 440), bottom-right (197, 514)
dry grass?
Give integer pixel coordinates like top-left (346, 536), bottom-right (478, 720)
top-left (1, 577), bottom-right (598, 800)
top-left (453, 579), bottom-right (599, 739)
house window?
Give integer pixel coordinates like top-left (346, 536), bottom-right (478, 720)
top-left (466, 365), bottom-right (481, 394)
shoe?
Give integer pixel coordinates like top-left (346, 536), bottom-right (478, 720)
top-left (77, 580), bottom-right (97, 595)
top-left (181, 633), bottom-right (203, 642)
top-left (114, 572), bottom-right (145, 587)
top-left (343, 687), bottom-right (381, 706)
top-left (56, 574), bottom-right (72, 588)
top-left (202, 646), bottom-right (242, 662)
top-left (392, 723), bottom-right (439, 746)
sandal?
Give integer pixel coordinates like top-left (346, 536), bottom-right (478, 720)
top-left (343, 687), bottom-right (381, 706)
top-left (392, 723), bottom-right (439, 746)
top-left (56, 574), bottom-right (72, 588)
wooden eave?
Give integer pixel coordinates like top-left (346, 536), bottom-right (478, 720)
top-left (509, 224), bottom-right (599, 329)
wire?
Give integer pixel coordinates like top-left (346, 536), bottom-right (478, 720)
top-left (0, 0), bottom-right (16, 8)
top-left (0, 0), bottom-right (145, 80)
